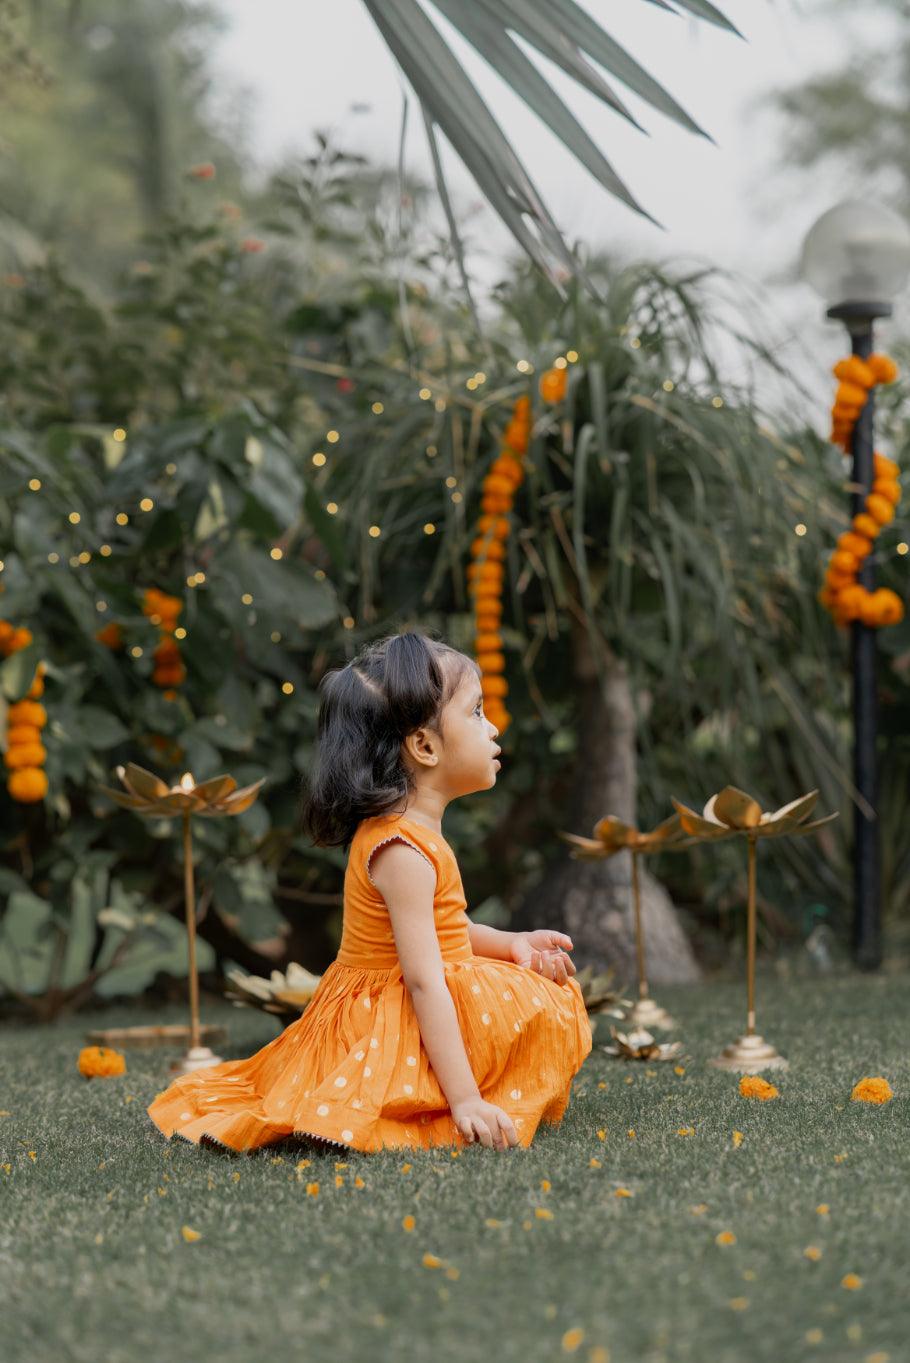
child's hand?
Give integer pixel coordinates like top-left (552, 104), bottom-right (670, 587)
top-left (451, 1095), bottom-right (520, 1151)
top-left (509, 930), bottom-right (576, 984)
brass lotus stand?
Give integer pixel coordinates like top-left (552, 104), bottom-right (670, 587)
top-left (672, 786), bottom-right (837, 1072)
top-left (99, 762), bottom-right (266, 1075)
top-left (559, 813), bottom-right (696, 1032)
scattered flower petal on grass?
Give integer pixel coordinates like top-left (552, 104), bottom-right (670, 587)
top-left (627, 1129), bottom-right (636, 1139)
top-left (231, 1171), bottom-right (241, 1183)
top-left (484, 1218), bottom-right (503, 1229)
top-left (834, 1153), bottom-right (849, 1164)
top-left (402, 1215), bottom-right (416, 1233)
top-left (805, 1328), bottom-right (824, 1345)
top-left (306, 1182), bottom-right (319, 1196)
top-left (729, 1297), bottom-right (749, 1311)
top-left (535, 1207), bottom-right (554, 1220)
top-left (865, 1352), bottom-right (890, 1363)
top-left (841, 1273), bottom-right (863, 1290)
top-left (541, 1179), bottom-right (551, 1192)
top-left (732, 1131), bottom-right (744, 1148)
top-left (561, 1328), bottom-right (585, 1353)
top-left (589, 1158), bottom-right (602, 1168)
top-left (180, 1225), bottom-right (201, 1242)
top-left (596, 1129), bottom-right (606, 1140)
top-left (851, 1077), bottom-right (893, 1104)
top-left (690, 1204), bottom-right (709, 1216)
top-left (354, 1176), bottom-right (366, 1189)
top-left (716, 1231), bottom-right (737, 1246)
top-left (804, 1246), bottom-right (823, 1261)
top-left (401, 1163), bottom-right (412, 1174)
top-left (614, 1187), bottom-right (633, 1198)
top-left (739, 1075), bottom-right (779, 1100)
top-left (816, 1203), bottom-right (830, 1216)
top-left (674, 1066), bottom-right (686, 1076)
top-left (26, 1151), bottom-right (36, 1161)
top-left (677, 1127), bottom-right (695, 1137)
top-left (422, 1253), bottom-right (443, 1269)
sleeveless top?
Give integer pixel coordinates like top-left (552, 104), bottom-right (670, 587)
top-left (335, 812), bottom-right (474, 970)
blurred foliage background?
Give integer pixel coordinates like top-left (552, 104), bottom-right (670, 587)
top-left (3, 0), bottom-right (910, 1021)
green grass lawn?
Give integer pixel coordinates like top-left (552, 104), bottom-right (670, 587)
top-left (2, 969), bottom-right (907, 1363)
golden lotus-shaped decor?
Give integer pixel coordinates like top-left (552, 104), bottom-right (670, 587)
top-left (671, 785), bottom-right (838, 1072)
top-left (224, 962), bottom-right (323, 1021)
top-left (672, 786), bottom-right (837, 843)
top-left (560, 814), bottom-right (695, 1033)
top-left (98, 762), bottom-right (265, 817)
top-left (98, 763), bottom-right (266, 1075)
top-left (601, 1025), bottom-right (684, 1063)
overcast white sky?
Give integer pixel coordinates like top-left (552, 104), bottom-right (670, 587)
top-left (210, 1), bottom-right (902, 408)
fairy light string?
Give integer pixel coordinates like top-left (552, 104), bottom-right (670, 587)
top-left (818, 352), bottom-right (905, 628)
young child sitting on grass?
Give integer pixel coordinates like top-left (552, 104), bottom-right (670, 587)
top-left (147, 630), bottom-right (593, 1154)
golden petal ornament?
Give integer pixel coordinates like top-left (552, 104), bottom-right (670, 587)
top-left (709, 786), bottom-right (762, 829)
top-left (671, 798), bottom-right (737, 840)
top-left (592, 816), bottom-right (638, 850)
top-left (191, 774), bottom-right (239, 804)
top-left (760, 790), bottom-right (819, 825)
top-left (96, 786), bottom-right (149, 811)
top-left (119, 762), bottom-right (171, 802)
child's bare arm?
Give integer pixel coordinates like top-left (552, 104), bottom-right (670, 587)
top-left (370, 841), bottom-right (518, 1149)
top-left (371, 842), bottom-right (479, 1107)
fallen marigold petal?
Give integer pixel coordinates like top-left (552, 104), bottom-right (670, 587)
top-left (841, 1273), bottom-right (863, 1290)
top-left (851, 1076), bottom-right (893, 1104)
top-left (739, 1075), bottom-right (779, 1100)
top-left (181, 1225), bottom-right (202, 1242)
top-left (561, 1328), bottom-right (585, 1353)
top-left (716, 1230), bottom-right (737, 1246)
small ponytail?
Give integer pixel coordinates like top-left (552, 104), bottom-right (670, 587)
top-left (298, 629), bottom-right (478, 848)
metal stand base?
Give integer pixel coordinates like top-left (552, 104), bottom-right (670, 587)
top-left (170, 1045), bottom-right (224, 1075)
top-left (707, 1033), bottom-right (789, 1073)
top-left (623, 996), bottom-right (676, 1031)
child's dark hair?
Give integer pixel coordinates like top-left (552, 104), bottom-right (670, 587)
top-left (299, 630), bottom-right (481, 849)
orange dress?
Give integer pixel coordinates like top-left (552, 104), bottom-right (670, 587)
top-left (147, 812), bottom-right (593, 1154)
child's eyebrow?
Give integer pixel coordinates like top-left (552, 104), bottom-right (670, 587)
top-left (473, 691), bottom-right (483, 705)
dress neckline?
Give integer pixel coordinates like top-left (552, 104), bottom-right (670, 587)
top-left (384, 813), bottom-right (449, 847)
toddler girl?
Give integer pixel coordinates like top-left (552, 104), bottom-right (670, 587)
top-left (147, 630), bottom-right (593, 1154)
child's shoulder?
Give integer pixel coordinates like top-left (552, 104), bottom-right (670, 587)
top-left (352, 812), bottom-right (450, 880)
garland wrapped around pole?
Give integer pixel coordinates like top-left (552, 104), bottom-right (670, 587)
top-left (819, 352), bottom-right (904, 627)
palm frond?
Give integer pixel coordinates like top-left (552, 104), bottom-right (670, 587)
top-left (360, 0), bottom-right (741, 283)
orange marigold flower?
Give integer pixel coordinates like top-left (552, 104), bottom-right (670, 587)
top-left (715, 1230), bottom-right (737, 1245)
top-left (850, 1076), bottom-right (893, 1104)
top-left (77, 1046), bottom-right (126, 1078)
top-left (739, 1075), bottom-right (779, 1100)
top-left (840, 1272), bottom-right (863, 1290)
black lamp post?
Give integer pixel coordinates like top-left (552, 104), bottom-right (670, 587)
top-left (800, 200), bottom-right (910, 970)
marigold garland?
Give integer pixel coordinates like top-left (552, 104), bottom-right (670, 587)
top-left (142, 588), bottom-right (185, 700)
top-left (469, 394), bottom-right (531, 734)
top-left (77, 1045), bottom-right (127, 1078)
top-left (0, 620), bottom-right (48, 803)
top-left (468, 372), bottom-right (570, 734)
top-left (819, 353), bottom-right (905, 628)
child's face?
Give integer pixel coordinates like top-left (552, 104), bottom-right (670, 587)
top-left (440, 667), bottom-right (501, 796)
top-left (401, 661), bottom-right (501, 798)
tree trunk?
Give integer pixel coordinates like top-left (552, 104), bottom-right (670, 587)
top-left (510, 610), bottom-right (701, 986)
